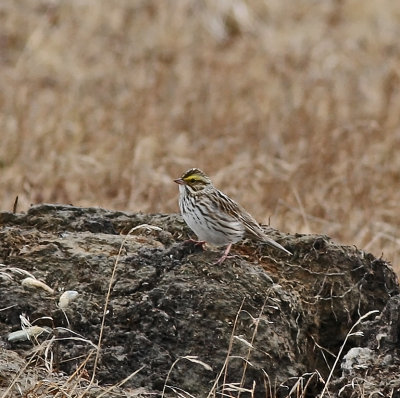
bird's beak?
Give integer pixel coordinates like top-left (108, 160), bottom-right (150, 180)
top-left (174, 178), bottom-right (185, 185)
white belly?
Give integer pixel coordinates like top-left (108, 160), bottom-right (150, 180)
top-left (178, 186), bottom-right (244, 246)
top-left (183, 212), bottom-right (244, 246)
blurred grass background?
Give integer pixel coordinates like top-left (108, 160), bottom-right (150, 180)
top-left (0, 0), bottom-right (399, 269)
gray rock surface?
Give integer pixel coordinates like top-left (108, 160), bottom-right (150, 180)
top-left (0, 204), bottom-right (399, 397)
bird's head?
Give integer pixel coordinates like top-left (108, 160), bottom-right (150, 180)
top-left (174, 168), bottom-right (212, 192)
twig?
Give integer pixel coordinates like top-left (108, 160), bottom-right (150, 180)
top-left (319, 310), bottom-right (379, 397)
top-left (81, 224), bottom-right (161, 396)
top-left (207, 297), bottom-right (246, 398)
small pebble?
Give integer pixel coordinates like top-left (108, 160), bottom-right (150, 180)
top-left (8, 326), bottom-right (47, 342)
top-left (58, 290), bottom-right (79, 309)
top-left (21, 277), bottom-right (54, 294)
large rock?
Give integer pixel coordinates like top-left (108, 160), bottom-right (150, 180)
top-left (0, 204), bottom-right (398, 397)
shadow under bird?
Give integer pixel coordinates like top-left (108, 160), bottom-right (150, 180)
top-left (174, 168), bottom-right (292, 264)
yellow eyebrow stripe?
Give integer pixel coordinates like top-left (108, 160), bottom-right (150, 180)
top-left (184, 175), bottom-right (201, 182)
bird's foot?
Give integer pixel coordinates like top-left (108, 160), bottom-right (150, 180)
top-left (213, 243), bottom-right (234, 265)
top-left (214, 254), bottom-right (236, 265)
top-left (186, 239), bottom-right (206, 247)
top-left (183, 239), bottom-right (207, 251)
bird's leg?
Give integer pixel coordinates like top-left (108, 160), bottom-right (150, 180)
top-left (185, 238), bottom-right (206, 250)
top-left (215, 243), bottom-right (233, 265)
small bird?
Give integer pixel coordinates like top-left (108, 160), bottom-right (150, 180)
top-left (174, 168), bottom-right (292, 264)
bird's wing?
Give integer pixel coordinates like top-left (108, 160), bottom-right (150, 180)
top-left (212, 190), bottom-right (292, 255)
top-left (211, 189), bottom-right (265, 239)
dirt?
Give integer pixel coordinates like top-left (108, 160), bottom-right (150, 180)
top-left (0, 204), bottom-right (399, 397)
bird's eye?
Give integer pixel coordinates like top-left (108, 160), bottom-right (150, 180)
top-left (190, 178), bottom-right (196, 183)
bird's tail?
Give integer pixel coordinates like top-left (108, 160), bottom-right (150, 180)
top-left (263, 237), bottom-right (292, 255)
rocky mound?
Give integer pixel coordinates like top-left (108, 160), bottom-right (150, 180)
top-left (0, 204), bottom-right (399, 397)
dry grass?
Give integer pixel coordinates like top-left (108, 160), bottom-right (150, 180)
top-left (1, 0), bottom-right (400, 270)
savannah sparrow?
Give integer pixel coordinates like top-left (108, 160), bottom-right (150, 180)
top-left (174, 168), bottom-right (292, 264)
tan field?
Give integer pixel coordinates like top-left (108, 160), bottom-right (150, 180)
top-left (1, 0), bottom-right (399, 271)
